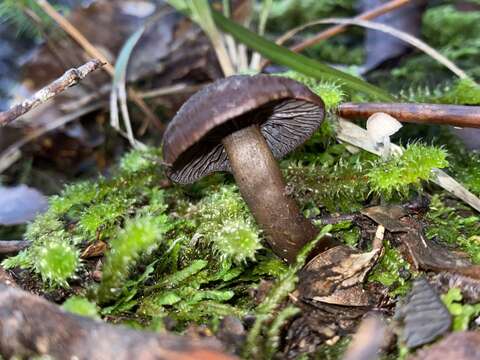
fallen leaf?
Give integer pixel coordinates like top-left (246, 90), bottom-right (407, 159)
top-left (0, 185), bottom-right (47, 225)
top-left (81, 241), bottom-right (107, 259)
top-left (299, 245), bottom-right (381, 307)
top-left (395, 278), bottom-right (451, 348)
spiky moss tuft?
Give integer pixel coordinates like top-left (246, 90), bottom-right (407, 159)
top-left (36, 241), bottom-right (80, 287)
top-left (212, 220), bottom-right (261, 264)
top-left (367, 143), bottom-right (449, 199)
top-left (98, 214), bottom-right (172, 304)
top-left (193, 185), bottom-right (262, 264)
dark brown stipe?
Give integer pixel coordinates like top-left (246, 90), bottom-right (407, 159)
top-left (222, 125), bottom-right (319, 263)
top-left (338, 102), bottom-right (480, 128)
top-left (163, 74), bottom-right (332, 263)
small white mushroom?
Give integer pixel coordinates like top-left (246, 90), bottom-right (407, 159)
top-left (366, 112), bottom-right (403, 158)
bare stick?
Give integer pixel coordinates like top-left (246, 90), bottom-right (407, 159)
top-left (0, 241), bottom-right (30, 255)
top-left (0, 284), bottom-right (235, 360)
top-left (0, 60), bottom-right (103, 126)
top-left (338, 103), bottom-right (480, 128)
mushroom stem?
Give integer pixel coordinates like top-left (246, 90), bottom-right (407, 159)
top-left (222, 124), bottom-right (319, 263)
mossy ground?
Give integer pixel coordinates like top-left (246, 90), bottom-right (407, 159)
top-left (1, 1), bottom-right (480, 359)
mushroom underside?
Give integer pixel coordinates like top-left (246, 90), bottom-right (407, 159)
top-left (167, 99), bottom-right (323, 184)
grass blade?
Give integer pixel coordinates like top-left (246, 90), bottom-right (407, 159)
top-left (212, 11), bottom-right (394, 101)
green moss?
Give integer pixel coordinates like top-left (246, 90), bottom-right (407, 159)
top-left (35, 241), bottom-right (79, 287)
top-left (2, 148), bottom-right (168, 288)
top-left (368, 241), bottom-right (411, 297)
top-left (442, 288), bottom-right (480, 331)
top-left (275, 71), bottom-right (346, 110)
top-left (367, 143), bottom-right (448, 199)
top-left (62, 296), bottom-right (99, 319)
top-left (193, 185), bottom-right (262, 264)
top-left (98, 214), bottom-right (171, 304)
top-left (422, 5), bottom-right (480, 48)
top-left (284, 152), bottom-right (371, 212)
top-left (426, 195), bottom-right (480, 264)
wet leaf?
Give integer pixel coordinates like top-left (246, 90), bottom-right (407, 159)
top-left (0, 185), bottom-right (47, 225)
top-left (299, 245), bottom-right (381, 307)
top-left (395, 278), bottom-right (451, 348)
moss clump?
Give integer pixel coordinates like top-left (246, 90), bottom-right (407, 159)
top-left (367, 143), bottom-right (449, 199)
top-left (192, 185), bottom-right (262, 264)
top-left (442, 288), bottom-right (480, 331)
top-left (2, 147), bottom-right (166, 287)
top-left (62, 296), bottom-right (99, 319)
top-left (284, 153), bottom-right (371, 213)
top-left (97, 214), bottom-right (171, 304)
top-left (426, 195), bottom-right (480, 264)
top-left (368, 241), bottom-right (411, 297)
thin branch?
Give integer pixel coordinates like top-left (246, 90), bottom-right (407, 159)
top-left (279, 18), bottom-right (468, 79)
top-left (0, 60), bottom-right (103, 126)
top-left (338, 103), bottom-right (480, 128)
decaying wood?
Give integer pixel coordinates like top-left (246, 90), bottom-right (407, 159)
top-left (0, 60), bottom-right (103, 126)
top-left (0, 284), bottom-right (236, 360)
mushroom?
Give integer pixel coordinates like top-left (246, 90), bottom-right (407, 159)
top-left (366, 112), bottom-right (403, 159)
top-left (162, 74), bottom-right (329, 263)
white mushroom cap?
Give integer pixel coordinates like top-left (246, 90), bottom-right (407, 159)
top-left (366, 112), bottom-right (403, 144)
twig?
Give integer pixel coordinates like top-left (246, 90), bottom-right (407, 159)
top-left (275, 18), bottom-right (468, 79)
top-left (261, 0), bottom-right (410, 69)
top-left (0, 241), bottom-right (31, 255)
top-left (338, 103), bottom-right (480, 128)
top-left (0, 284), bottom-right (235, 360)
top-left (335, 118), bottom-right (480, 212)
top-left (0, 60), bottom-right (103, 126)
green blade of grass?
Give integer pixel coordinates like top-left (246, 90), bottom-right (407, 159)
top-left (212, 11), bottom-right (394, 101)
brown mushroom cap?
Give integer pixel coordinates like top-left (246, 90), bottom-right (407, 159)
top-left (163, 74), bottom-right (325, 184)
